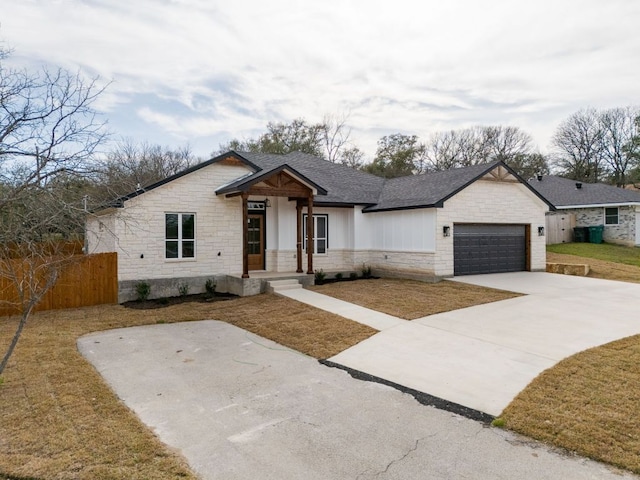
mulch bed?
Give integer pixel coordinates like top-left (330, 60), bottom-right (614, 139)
top-left (122, 292), bottom-right (238, 309)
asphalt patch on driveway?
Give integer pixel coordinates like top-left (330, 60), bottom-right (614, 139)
top-left (320, 359), bottom-right (494, 424)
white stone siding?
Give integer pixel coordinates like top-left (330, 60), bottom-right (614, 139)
top-left (86, 164), bottom-right (549, 287)
top-left (358, 250), bottom-right (436, 276)
top-left (86, 162), bottom-right (251, 281)
top-left (559, 206), bottom-right (638, 246)
top-left (265, 204), bottom-right (356, 272)
top-left (435, 180), bottom-right (548, 276)
top-left (85, 214), bottom-right (116, 253)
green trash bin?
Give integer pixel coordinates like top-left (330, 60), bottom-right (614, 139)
top-left (588, 225), bottom-right (604, 244)
top-left (573, 227), bottom-right (585, 242)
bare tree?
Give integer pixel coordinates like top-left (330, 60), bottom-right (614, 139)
top-left (424, 130), bottom-right (465, 171)
top-left (0, 49), bottom-right (107, 376)
top-left (551, 108), bottom-right (604, 182)
top-left (93, 139), bottom-right (195, 201)
top-left (483, 126), bottom-right (533, 162)
top-left (625, 115), bottom-right (640, 185)
top-left (321, 113), bottom-right (356, 163)
top-left (598, 107), bottom-right (639, 187)
top-left (424, 125), bottom-right (536, 175)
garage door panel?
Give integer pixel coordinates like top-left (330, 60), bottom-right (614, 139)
top-left (454, 224), bottom-right (526, 276)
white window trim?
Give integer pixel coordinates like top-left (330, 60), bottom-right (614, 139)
top-left (165, 212), bottom-right (196, 260)
top-left (604, 207), bottom-right (619, 226)
top-left (303, 214), bottom-right (329, 255)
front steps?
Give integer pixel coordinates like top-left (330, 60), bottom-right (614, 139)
top-left (266, 279), bottom-right (303, 294)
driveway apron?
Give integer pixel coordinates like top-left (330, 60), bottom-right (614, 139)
top-left (329, 272), bottom-right (640, 416)
top-left (78, 320), bottom-right (636, 479)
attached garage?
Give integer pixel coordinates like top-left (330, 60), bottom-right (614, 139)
top-left (453, 224), bottom-right (529, 276)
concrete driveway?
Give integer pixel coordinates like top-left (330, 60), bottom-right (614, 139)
top-left (78, 320), bottom-right (635, 480)
top-left (330, 272), bottom-right (640, 416)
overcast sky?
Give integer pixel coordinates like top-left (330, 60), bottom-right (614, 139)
top-left (1, 0), bottom-right (639, 161)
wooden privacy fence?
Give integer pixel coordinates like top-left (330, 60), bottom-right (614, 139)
top-left (0, 252), bottom-right (118, 317)
top-left (545, 213), bottom-right (576, 245)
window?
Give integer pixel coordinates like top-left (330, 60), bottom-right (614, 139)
top-left (303, 214), bottom-right (328, 254)
top-left (605, 207), bottom-right (619, 225)
top-left (165, 213), bottom-right (195, 259)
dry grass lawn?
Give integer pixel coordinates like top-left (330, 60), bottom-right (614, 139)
top-left (0, 295), bottom-right (375, 480)
top-left (311, 278), bottom-right (520, 319)
top-left (497, 250), bottom-right (640, 474)
top-left (547, 251), bottom-right (640, 284)
top-left (500, 334), bottom-right (640, 474)
top-left (4, 259), bottom-right (640, 478)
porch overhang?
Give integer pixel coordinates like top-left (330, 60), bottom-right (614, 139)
top-left (215, 163), bottom-right (327, 198)
top-left (215, 164), bottom-right (327, 279)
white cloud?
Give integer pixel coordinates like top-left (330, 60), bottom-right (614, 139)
top-left (2, 0), bottom-right (639, 158)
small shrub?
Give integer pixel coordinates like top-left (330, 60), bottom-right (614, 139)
top-left (335, 272), bottom-right (343, 281)
top-left (349, 272), bottom-right (358, 280)
top-left (135, 281), bottom-right (151, 301)
top-left (491, 417), bottom-right (505, 428)
top-left (314, 269), bottom-right (326, 285)
top-left (361, 263), bottom-right (372, 279)
top-left (205, 278), bottom-right (216, 296)
top-left (0, 377), bottom-right (4, 387)
top-left (178, 282), bottom-right (190, 297)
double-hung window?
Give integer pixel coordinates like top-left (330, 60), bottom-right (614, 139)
top-left (303, 214), bottom-right (328, 254)
top-left (604, 207), bottom-right (619, 225)
top-left (165, 213), bottom-right (195, 259)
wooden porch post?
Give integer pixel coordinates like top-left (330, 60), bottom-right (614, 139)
top-left (306, 193), bottom-right (314, 274)
top-left (296, 200), bottom-right (303, 273)
top-left (241, 192), bottom-right (249, 278)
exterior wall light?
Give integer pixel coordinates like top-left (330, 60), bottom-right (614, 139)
top-left (443, 225), bottom-right (451, 237)
top-left (538, 226), bottom-right (545, 236)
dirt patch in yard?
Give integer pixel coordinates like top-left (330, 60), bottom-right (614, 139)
top-left (310, 278), bottom-right (521, 319)
top-left (122, 292), bottom-right (238, 309)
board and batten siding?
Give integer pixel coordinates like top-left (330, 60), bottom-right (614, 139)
top-left (266, 199), bottom-right (355, 272)
top-left (351, 206), bottom-right (437, 277)
top-left (363, 208), bottom-right (436, 252)
top-left (266, 199), bottom-right (354, 251)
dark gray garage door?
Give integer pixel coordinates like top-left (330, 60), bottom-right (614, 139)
top-left (454, 224), bottom-right (526, 276)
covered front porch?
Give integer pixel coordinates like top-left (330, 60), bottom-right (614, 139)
top-left (215, 161), bottom-right (328, 280)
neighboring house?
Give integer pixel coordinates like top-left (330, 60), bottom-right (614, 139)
top-left (529, 175), bottom-right (640, 246)
top-left (87, 151), bottom-right (552, 301)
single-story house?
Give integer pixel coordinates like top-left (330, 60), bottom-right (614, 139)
top-left (528, 175), bottom-right (640, 246)
top-left (87, 151), bottom-right (552, 301)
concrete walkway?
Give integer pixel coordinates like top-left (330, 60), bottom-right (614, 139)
top-left (322, 272), bottom-right (640, 416)
top-left (276, 287), bottom-right (405, 330)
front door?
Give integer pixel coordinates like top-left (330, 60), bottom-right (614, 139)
top-left (247, 214), bottom-right (265, 270)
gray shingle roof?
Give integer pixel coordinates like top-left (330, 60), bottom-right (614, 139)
top-left (101, 150), bottom-right (550, 212)
top-left (237, 151), bottom-right (385, 205)
top-left (364, 162), bottom-right (503, 212)
top-left (528, 175), bottom-right (640, 207)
